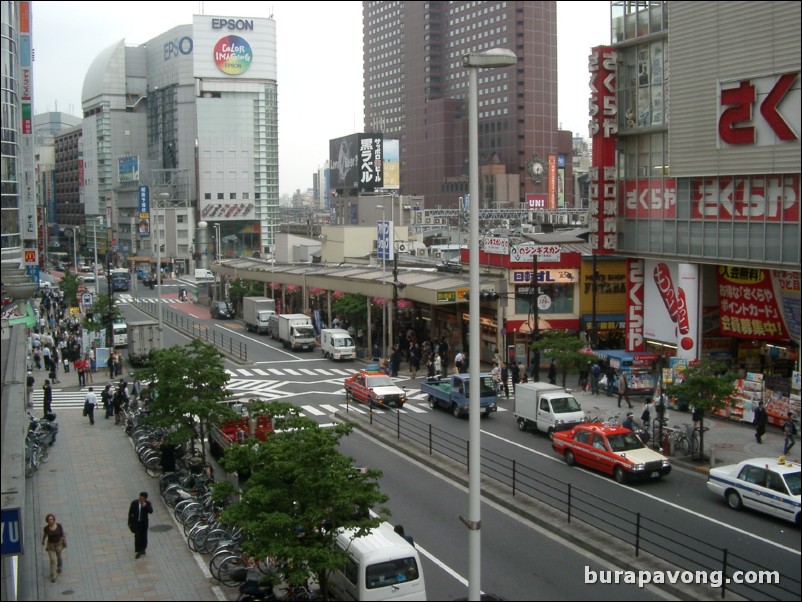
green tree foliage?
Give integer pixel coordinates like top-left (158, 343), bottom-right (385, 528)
top-left (217, 400), bottom-right (389, 598)
top-left (58, 270), bottom-right (81, 307)
top-left (529, 329), bottom-right (590, 388)
top-left (332, 293), bottom-right (368, 333)
top-left (82, 292), bottom-right (121, 334)
top-left (135, 339), bottom-right (235, 463)
top-left (228, 278), bottom-right (264, 316)
top-left (667, 360), bottom-right (736, 460)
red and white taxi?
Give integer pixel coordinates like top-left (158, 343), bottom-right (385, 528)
top-left (343, 370), bottom-right (407, 409)
top-left (552, 423), bottom-right (671, 483)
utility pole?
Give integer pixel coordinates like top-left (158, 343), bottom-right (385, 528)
top-left (531, 251), bottom-right (540, 382)
top-left (106, 248), bottom-right (114, 348)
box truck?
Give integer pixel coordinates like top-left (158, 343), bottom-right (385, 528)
top-left (127, 320), bottom-right (160, 366)
top-left (276, 313), bottom-right (316, 351)
top-left (320, 328), bottom-right (356, 361)
top-left (243, 297), bottom-right (276, 334)
top-left (514, 382), bottom-right (587, 438)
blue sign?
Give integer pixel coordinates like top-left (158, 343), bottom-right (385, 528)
top-left (1, 507), bottom-right (23, 555)
top-left (377, 220), bottom-right (391, 261)
top-left (138, 186), bottom-right (150, 214)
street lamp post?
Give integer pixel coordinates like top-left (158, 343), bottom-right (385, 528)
top-left (376, 205), bottom-right (387, 358)
top-left (92, 218), bottom-right (101, 295)
top-left (72, 227), bottom-right (79, 271)
top-left (464, 47), bottom-right (517, 602)
top-left (156, 192), bottom-right (170, 348)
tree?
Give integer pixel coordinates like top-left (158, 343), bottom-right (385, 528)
top-left (135, 339), bottom-right (235, 463)
top-left (529, 329), bottom-right (590, 388)
top-left (82, 292), bottom-right (121, 335)
top-left (667, 360), bottom-right (736, 461)
top-left (216, 401), bottom-right (389, 599)
top-left (332, 293), bottom-right (369, 336)
top-left (228, 278), bottom-right (263, 317)
top-left (58, 269), bottom-right (81, 307)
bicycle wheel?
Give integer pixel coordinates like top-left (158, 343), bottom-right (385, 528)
top-left (145, 454), bottom-right (163, 478)
top-left (187, 524), bottom-right (209, 553)
top-left (202, 528), bottom-right (232, 555)
top-left (216, 554), bottom-right (248, 586)
top-left (678, 435), bottom-right (690, 456)
top-left (209, 548), bottom-right (237, 580)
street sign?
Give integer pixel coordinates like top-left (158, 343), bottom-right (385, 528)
top-left (82, 293), bottom-right (93, 307)
top-left (1, 507), bottom-right (23, 555)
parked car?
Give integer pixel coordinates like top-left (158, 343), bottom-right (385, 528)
top-left (436, 261), bottom-right (462, 274)
top-left (707, 457), bottom-right (800, 526)
top-left (210, 300), bottom-right (235, 320)
top-left (344, 369), bottom-right (407, 409)
top-left (552, 423), bottom-right (671, 483)
top-left (81, 273), bottom-right (96, 284)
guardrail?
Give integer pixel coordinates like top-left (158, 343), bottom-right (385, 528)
top-left (132, 299), bottom-right (248, 362)
top-left (351, 406), bottom-right (800, 601)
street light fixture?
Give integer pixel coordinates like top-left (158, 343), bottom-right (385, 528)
top-left (464, 47), bottom-right (517, 602)
top-left (376, 205), bottom-right (387, 358)
top-left (156, 192), bottom-right (170, 348)
top-left (71, 227), bottom-right (79, 271)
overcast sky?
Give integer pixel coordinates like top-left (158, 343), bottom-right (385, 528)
top-left (31, 1), bottom-right (610, 195)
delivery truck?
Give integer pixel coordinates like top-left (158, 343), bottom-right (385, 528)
top-left (127, 320), bottom-right (160, 366)
top-left (320, 328), bottom-right (356, 361)
top-left (243, 297), bottom-right (276, 334)
top-left (276, 313), bottom-right (316, 351)
top-left (514, 382), bottom-right (587, 438)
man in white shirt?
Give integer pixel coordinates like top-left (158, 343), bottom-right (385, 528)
top-left (84, 387), bottom-right (97, 425)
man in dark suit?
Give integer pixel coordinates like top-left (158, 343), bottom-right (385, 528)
top-left (128, 491), bottom-right (153, 558)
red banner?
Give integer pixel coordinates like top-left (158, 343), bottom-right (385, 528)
top-left (622, 178), bottom-right (677, 218)
top-left (691, 174), bottom-right (799, 222)
top-left (716, 266), bottom-right (787, 341)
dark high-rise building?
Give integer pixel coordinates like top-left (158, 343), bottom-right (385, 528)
top-left (363, 1), bottom-right (559, 208)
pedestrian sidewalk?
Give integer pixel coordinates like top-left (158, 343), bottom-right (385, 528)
top-left (571, 385), bottom-right (798, 471)
top-left (20, 375), bottom-right (227, 600)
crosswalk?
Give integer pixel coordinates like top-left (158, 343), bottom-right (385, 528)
top-left (30, 387), bottom-right (512, 417)
top-left (115, 294), bottom-right (184, 305)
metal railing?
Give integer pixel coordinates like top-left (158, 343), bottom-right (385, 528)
top-left (351, 407), bottom-right (800, 601)
top-left (132, 299), bottom-right (248, 362)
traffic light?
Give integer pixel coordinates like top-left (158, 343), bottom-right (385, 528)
top-left (480, 291), bottom-right (499, 301)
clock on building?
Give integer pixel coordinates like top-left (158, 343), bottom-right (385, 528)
top-left (527, 157), bottom-right (545, 182)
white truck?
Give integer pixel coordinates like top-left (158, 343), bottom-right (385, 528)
top-left (127, 320), bottom-right (160, 366)
top-left (276, 313), bottom-right (316, 351)
top-left (243, 297), bottom-right (276, 334)
top-left (320, 328), bottom-right (356, 361)
top-left (514, 382), bottom-right (587, 438)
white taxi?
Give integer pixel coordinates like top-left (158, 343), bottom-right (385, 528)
top-left (707, 457), bottom-right (801, 526)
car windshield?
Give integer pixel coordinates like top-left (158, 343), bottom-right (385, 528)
top-left (552, 396), bottom-right (581, 413)
top-left (606, 432), bottom-right (646, 452)
top-left (783, 471), bottom-right (801, 496)
top-left (366, 375), bottom-right (394, 388)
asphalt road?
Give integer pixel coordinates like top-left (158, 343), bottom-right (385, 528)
top-left (107, 286), bottom-right (800, 600)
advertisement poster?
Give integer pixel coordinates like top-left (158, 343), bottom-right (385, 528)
top-left (716, 266), bottom-right (788, 341)
top-left (644, 260), bottom-right (699, 359)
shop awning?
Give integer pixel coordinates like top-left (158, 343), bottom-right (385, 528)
top-left (581, 314), bottom-right (625, 329)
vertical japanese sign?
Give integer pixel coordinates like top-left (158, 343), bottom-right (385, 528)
top-left (548, 154), bottom-right (558, 210)
top-left (377, 220), bottom-right (393, 261)
top-left (359, 134), bottom-right (383, 191)
top-left (588, 46), bottom-right (618, 254)
top-left (625, 258), bottom-right (644, 352)
top-left (770, 270), bottom-right (800, 344)
top-left (138, 186), bottom-right (150, 238)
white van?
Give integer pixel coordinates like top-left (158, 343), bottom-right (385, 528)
top-left (112, 322), bottom-right (128, 347)
top-left (328, 522), bottom-right (427, 601)
top-left (194, 268), bottom-right (214, 281)
top-left (320, 328), bottom-right (356, 361)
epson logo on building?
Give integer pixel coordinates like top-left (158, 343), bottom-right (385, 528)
top-left (164, 36), bottom-right (193, 61)
top-left (212, 19), bottom-right (254, 30)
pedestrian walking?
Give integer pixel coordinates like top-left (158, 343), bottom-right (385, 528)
top-left (83, 387), bottom-right (97, 425)
top-left (753, 401), bottom-right (768, 444)
top-left (33, 347), bottom-right (42, 371)
top-left (510, 361), bottom-right (521, 395)
top-left (578, 362), bottom-right (589, 392)
top-left (102, 383), bottom-right (113, 419)
top-left (617, 370), bottom-right (632, 409)
top-left (26, 371), bottom-right (35, 408)
top-left (84, 353), bottom-right (94, 384)
top-left (75, 357), bottom-right (86, 387)
top-left (426, 354), bottom-right (436, 381)
top-left (41, 513), bottom-right (67, 583)
top-left (500, 363), bottom-right (510, 399)
top-left (42, 380), bottom-right (53, 417)
top-left (783, 412), bottom-right (797, 455)
top-left (548, 359), bottom-right (557, 385)
top-left (128, 491), bottom-right (153, 558)
top-left (590, 361), bottom-right (601, 396)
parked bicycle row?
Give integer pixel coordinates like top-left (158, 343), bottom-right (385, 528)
top-left (25, 412), bottom-right (59, 478)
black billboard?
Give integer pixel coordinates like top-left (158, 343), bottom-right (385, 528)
top-left (330, 133), bottom-right (383, 192)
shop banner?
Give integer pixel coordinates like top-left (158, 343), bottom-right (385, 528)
top-left (644, 260), bottom-right (700, 359)
top-left (770, 270), bottom-right (801, 344)
top-left (625, 258), bottom-right (645, 352)
top-left (716, 266), bottom-right (788, 341)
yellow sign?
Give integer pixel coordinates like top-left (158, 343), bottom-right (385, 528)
top-left (456, 287), bottom-right (469, 300)
top-left (24, 250), bottom-right (37, 265)
top-left (437, 291), bottom-right (457, 303)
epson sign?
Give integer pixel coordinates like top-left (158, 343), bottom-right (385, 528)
top-left (164, 36), bottom-right (193, 61)
top-left (212, 19), bottom-right (254, 30)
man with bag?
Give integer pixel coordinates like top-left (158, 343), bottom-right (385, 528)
top-left (128, 491), bottom-right (153, 558)
top-left (83, 387), bottom-right (97, 425)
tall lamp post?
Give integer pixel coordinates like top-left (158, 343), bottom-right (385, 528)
top-left (156, 192), bottom-right (170, 348)
top-left (464, 47), bottom-right (517, 601)
top-left (376, 205), bottom-right (387, 358)
top-left (71, 227), bottom-right (79, 271)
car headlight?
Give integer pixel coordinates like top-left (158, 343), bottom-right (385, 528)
top-left (662, 460), bottom-right (670, 468)
top-left (555, 419), bottom-right (564, 426)
top-left (632, 463), bottom-right (646, 471)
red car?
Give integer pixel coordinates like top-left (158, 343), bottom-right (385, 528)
top-left (552, 423), bottom-right (671, 483)
top-left (343, 370), bottom-right (407, 409)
